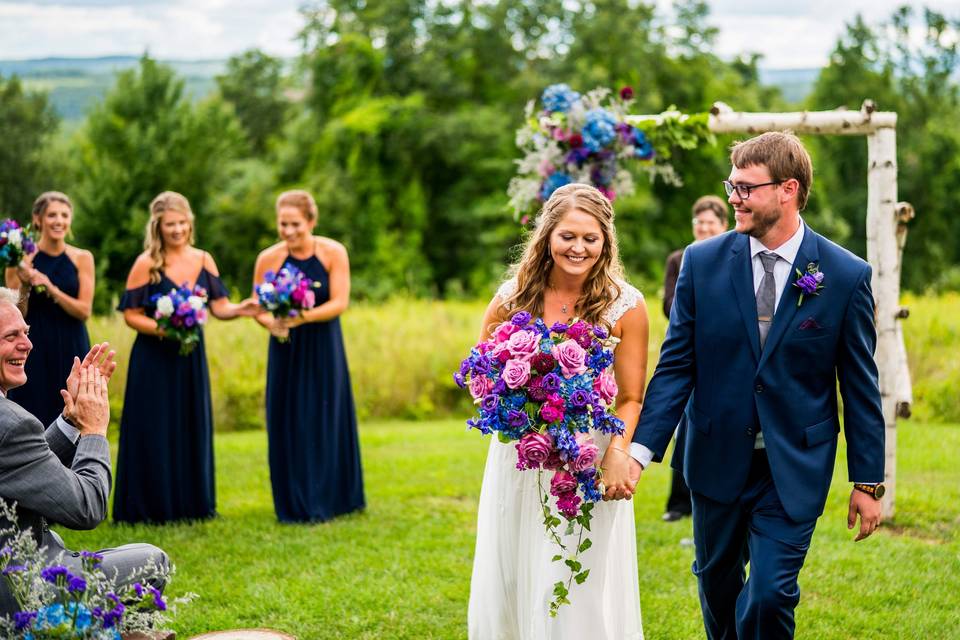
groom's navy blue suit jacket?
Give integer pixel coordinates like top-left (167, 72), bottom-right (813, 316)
top-left (633, 224), bottom-right (885, 522)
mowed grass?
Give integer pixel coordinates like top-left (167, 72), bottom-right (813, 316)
top-left (58, 418), bottom-right (960, 639)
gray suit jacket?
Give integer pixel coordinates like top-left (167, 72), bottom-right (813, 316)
top-left (0, 396), bottom-right (111, 611)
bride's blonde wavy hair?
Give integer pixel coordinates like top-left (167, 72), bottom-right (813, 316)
top-left (144, 191), bottom-right (195, 284)
top-left (500, 183), bottom-right (625, 327)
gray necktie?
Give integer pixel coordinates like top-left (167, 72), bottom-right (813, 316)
top-left (757, 251), bottom-right (778, 349)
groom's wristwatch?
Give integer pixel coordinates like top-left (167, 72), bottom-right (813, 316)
top-left (853, 483), bottom-right (885, 499)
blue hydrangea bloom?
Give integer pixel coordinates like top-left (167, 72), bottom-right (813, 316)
top-left (582, 108), bottom-right (618, 152)
top-left (540, 172), bottom-right (573, 200)
top-left (541, 83), bottom-right (581, 113)
top-left (634, 129), bottom-right (655, 159)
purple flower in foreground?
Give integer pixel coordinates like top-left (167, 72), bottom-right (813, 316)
top-left (67, 575), bottom-right (87, 593)
top-left (2, 564), bottom-right (27, 575)
top-left (13, 610), bottom-right (37, 630)
top-left (480, 394), bottom-right (499, 412)
top-left (149, 586), bottom-right (167, 611)
top-left (793, 262), bottom-right (825, 307)
top-left (511, 311), bottom-right (532, 326)
top-left (40, 565), bottom-right (70, 583)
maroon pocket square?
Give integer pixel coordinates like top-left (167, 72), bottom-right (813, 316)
top-left (798, 317), bottom-right (822, 330)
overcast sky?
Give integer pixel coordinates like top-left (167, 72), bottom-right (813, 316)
top-left (0, 0), bottom-right (957, 68)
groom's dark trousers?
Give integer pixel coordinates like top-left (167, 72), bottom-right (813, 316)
top-left (632, 225), bottom-right (885, 639)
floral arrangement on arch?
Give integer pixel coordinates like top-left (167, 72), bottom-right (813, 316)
top-left (507, 84), bottom-right (713, 221)
top-left (455, 311), bottom-right (624, 614)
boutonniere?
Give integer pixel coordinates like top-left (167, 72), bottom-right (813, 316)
top-left (793, 262), bottom-right (825, 307)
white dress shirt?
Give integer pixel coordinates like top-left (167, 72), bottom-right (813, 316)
top-left (629, 222), bottom-right (805, 468)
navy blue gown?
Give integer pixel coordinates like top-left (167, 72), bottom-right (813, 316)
top-left (113, 268), bottom-right (228, 524)
top-left (266, 254), bottom-right (365, 522)
top-left (9, 250), bottom-right (90, 426)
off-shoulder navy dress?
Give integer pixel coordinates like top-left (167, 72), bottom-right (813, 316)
top-left (266, 254), bottom-right (365, 522)
top-left (113, 269), bottom-right (228, 524)
top-left (9, 250), bottom-right (90, 426)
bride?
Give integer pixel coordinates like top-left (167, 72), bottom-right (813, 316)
top-left (468, 183), bottom-right (649, 639)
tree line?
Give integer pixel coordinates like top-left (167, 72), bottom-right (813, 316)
top-left (1, 1), bottom-right (957, 311)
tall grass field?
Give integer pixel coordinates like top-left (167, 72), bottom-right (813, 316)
top-left (50, 294), bottom-right (960, 637)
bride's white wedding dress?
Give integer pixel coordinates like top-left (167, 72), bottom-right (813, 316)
top-left (468, 278), bottom-right (644, 640)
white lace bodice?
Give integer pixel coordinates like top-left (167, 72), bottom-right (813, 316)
top-left (495, 277), bottom-right (643, 327)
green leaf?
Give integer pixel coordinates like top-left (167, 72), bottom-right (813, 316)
top-left (578, 538), bottom-right (593, 553)
top-left (574, 569), bottom-right (591, 584)
top-left (551, 554), bottom-right (562, 562)
top-left (565, 559), bottom-right (582, 573)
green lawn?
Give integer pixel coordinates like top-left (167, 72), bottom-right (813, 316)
top-left (60, 419), bottom-right (960, 639)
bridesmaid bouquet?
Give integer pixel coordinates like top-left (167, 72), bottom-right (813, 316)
top-left (151, 284), bottom-right (209, 356)
top-left (455, 310), bottom-right (624, 615)
top-left (0, 219), bottom-right (37, 270)
top-left (255, 265), bottom-right (321, 342)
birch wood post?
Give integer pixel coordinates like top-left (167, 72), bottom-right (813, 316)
top-left (627, 102), bottom-right (907, 516)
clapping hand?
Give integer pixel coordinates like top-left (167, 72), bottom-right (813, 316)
top-left (63, 343), bottom-right (116, 422)
top-left (60, 365), bottom-right (110, 437)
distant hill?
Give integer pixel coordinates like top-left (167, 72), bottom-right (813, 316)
top-left (1, 56), bottom-right (822, 122)
top-left (758, 67), bottom-right (820, 105)
top-left (0, 56), bottom-right (225, 121)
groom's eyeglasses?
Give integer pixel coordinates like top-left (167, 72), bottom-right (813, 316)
top-left (722, 180), bottom-right (782, 200)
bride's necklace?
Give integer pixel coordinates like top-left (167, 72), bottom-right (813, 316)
top-left (549, 285), bottom-right (578, 316)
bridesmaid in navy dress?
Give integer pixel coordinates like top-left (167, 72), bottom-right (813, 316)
top-left (252, 189), bottom-right (365, 522)
top-left (5, 191), bottom-right (93, 426)
top-left (114, 191), bottom-right (259, 524)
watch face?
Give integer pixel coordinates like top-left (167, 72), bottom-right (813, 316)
top-left (874, 484), bottom-right (886, 499)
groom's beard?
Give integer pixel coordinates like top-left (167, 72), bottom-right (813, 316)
top-left (736, 203), bottom-right (782, 240)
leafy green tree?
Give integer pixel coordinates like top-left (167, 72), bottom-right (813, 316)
top-left (216, 49), bottom-right (289, 154)
top-left (0, 75), bottom-right (59, 219)
top-left (69, 55), bottom-right (245, 310)
top-left (808, 7), bottom-right (960, 290)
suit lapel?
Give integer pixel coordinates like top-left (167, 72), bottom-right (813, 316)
top-left (757, 223), bottom-right (821, 370)
top-left (729, 234), bottom-right (761, 363)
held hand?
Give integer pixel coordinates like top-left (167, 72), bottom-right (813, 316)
top-left (628, 457), bottom-right (643, 489)
top-left (60, 366), bottom-right (109, 437)
top-left (848, 489), bottom-right (883, 541)
top-left (237, 297), bottom-right (262, 317)
top-left (15, 264), bottom-right (34, 286)
top-left (29, 271), bottom-right (53, 290)
top-left (281, 314), bottom-right (307, 329)
top-left (269, 316), bottom-right (290, 340)
top-left (600, 446), bottom-right (633, 501)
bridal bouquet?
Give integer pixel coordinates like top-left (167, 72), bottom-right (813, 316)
top-left (455, 310), bottom-right (624, 614)
top-left (0, 500), bottom-right (190, 639)
top-left (0, 219), bottom-right (37, 270)
top-left (151, 284), bottom-right (209, 356)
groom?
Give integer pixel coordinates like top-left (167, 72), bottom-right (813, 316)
top-left (627, 132), bottom-right (885, 639)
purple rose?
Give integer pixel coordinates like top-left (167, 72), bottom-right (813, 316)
top-left (593, 324), bottom-right (609, 339)
top-left (552, 339), bottom-right (588, 378)
top-left (550, 322), bottom-right (569, 334)
top-left (506, 329), bottom-right (539, 360)
top-left (502, 358), bottom-right (532, 389)
top-left (569, 388), bottom-right (591, 409)
top-left (453, 372), bottom-right (465, 388)
top-left (518, 431), bottom-right (553, 466)
top-left (550, 470), bottom-right (578, 496)
top-left (796, 273), bottom-right (819, 294)
top-left (571, 433), bottom-right (599, 472)
top-left (480, 394), bottom-right (499, 412)
top-left (511, 311), bottom-right (532, 326)
top-left (507, 409), bottom-right (529, 429)
top-left (542, 372), bottom-right (561, 392)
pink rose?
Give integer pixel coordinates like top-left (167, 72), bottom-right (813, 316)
top-left (550, 470), bottom-right (578, 496)
top-left (506, 329), bottom-right (539, 361)
top-left (552, 339), bottom-right (587, 378)
top-left (517, 431), bottom-right (553, 466)
top-left (542, 449), bottom-right (563, 470)
top-left (469, 375), bottom-right (494, 399)
top-left (571, 433), bottom-right (599, 472)
top-left (502, 358), bottom-right (531, 389)
top-left (593, 371), bottom-right (618, 404)
top-left (302, 289), bottom-right (316, 309)
top-left (494, 321), bottom-right (519, 343)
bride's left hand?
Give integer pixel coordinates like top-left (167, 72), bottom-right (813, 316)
top-left (600, 445), bottom-right (634, 501)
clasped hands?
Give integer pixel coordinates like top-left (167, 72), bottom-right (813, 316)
top-left (60, 342), bottom-right (116, 437)
top-left (600, 446), bottom-right (643, 501)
